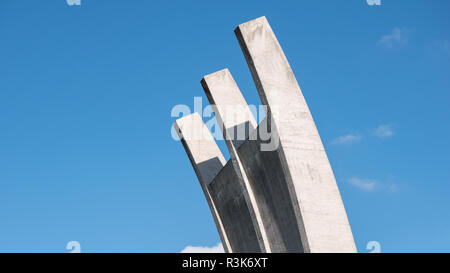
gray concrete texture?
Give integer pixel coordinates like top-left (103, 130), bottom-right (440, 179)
top-left (202, 69), bottom-right (271, 252)
top-left (235, 16), bottom-right (356, 253)
top-left (175, 16), bottom-right (357, 253)
top-left (174, 113), bottom-right (232, 252)
top-left (208, 159), bottom-right (265, 252)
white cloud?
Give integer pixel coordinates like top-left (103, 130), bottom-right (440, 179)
top-left (331, 134), bottom-right (361, 145)
top-left (66, 0), bottom-right (81, 6)
top-left (348, 177), bottom-right (377, 191)
top-left (371, 124), bottom-right (395, 138)
top-left (377, 28), bottom-right (409, 48)
top-left (347, 174), bottom-right (401, 193)
top-left (180, 243), bottom-right (224, 253)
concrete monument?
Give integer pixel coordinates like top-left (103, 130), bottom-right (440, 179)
top-left (175, 16), bottom-right (357, 253)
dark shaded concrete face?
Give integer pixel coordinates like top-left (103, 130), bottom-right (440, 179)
top-left (208, 160), bottom-right (265, 253)
top-left (237, 134), bottom-right (304, 253)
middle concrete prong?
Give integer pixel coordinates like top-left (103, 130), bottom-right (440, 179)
top-left (201, 69), bottom-right (271, 252)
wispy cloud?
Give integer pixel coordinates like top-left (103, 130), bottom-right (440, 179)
top-left (331, 124), bottom-right (396, 145)
top-left (332, 134), bottom-right (362, 145)
top-left (377, 28), bottom-right (409, 48)
top-left (347, 175), bottom-right (400, 193)
top-left (180, 243), bottom-right (224, 253)
top-left (348, 177), bottom-right (377, 191)
top-left (388, 183), bottom-right (399, 193)
top-left (386, 174), bottom-right (400, 193)
top-left (370, 124), bottom-right (395, 138)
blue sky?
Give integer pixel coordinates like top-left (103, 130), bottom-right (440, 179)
top-left (0, 0), bottom-right (449, 253)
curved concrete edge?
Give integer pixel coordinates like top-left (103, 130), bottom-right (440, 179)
top-left (174, 113), bottom-right (232, 253)
top-left (201, 69), bottom-right (270, 252)
top-left (235, 16), bottom-right (357, 253)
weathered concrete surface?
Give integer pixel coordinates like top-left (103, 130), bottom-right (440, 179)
top-left (235, 118), bottom-right (304, 252)
top-left (208, 159), bottom-right (265, 253)
top-left (201, 69), bottom-right (257, 148)
top-left (202, 69), bottom-right (269, 252)
top-left (174, 113), bottom-right (232, 253)
top-left (235, 16), bottom-right (357, 253)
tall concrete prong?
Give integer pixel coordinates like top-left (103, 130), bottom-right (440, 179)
top-left (235, 16), bottom-right (357, 253)
top-left (201, 69), bottom-right (270, 252)
top-left (174, 113), bottom-right (232, 253)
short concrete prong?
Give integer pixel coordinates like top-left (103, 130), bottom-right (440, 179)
top-left (174, 112), bottom-right (232, 253)
top-left (235, 16), bottom-right (357, 253)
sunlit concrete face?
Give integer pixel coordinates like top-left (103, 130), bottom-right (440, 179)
top-left (235, 16), bottom-right (356, 253)
top-left (175, 16), bottom-right (356, 253)
top-left (174, 113), bottom-right (232, 253)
